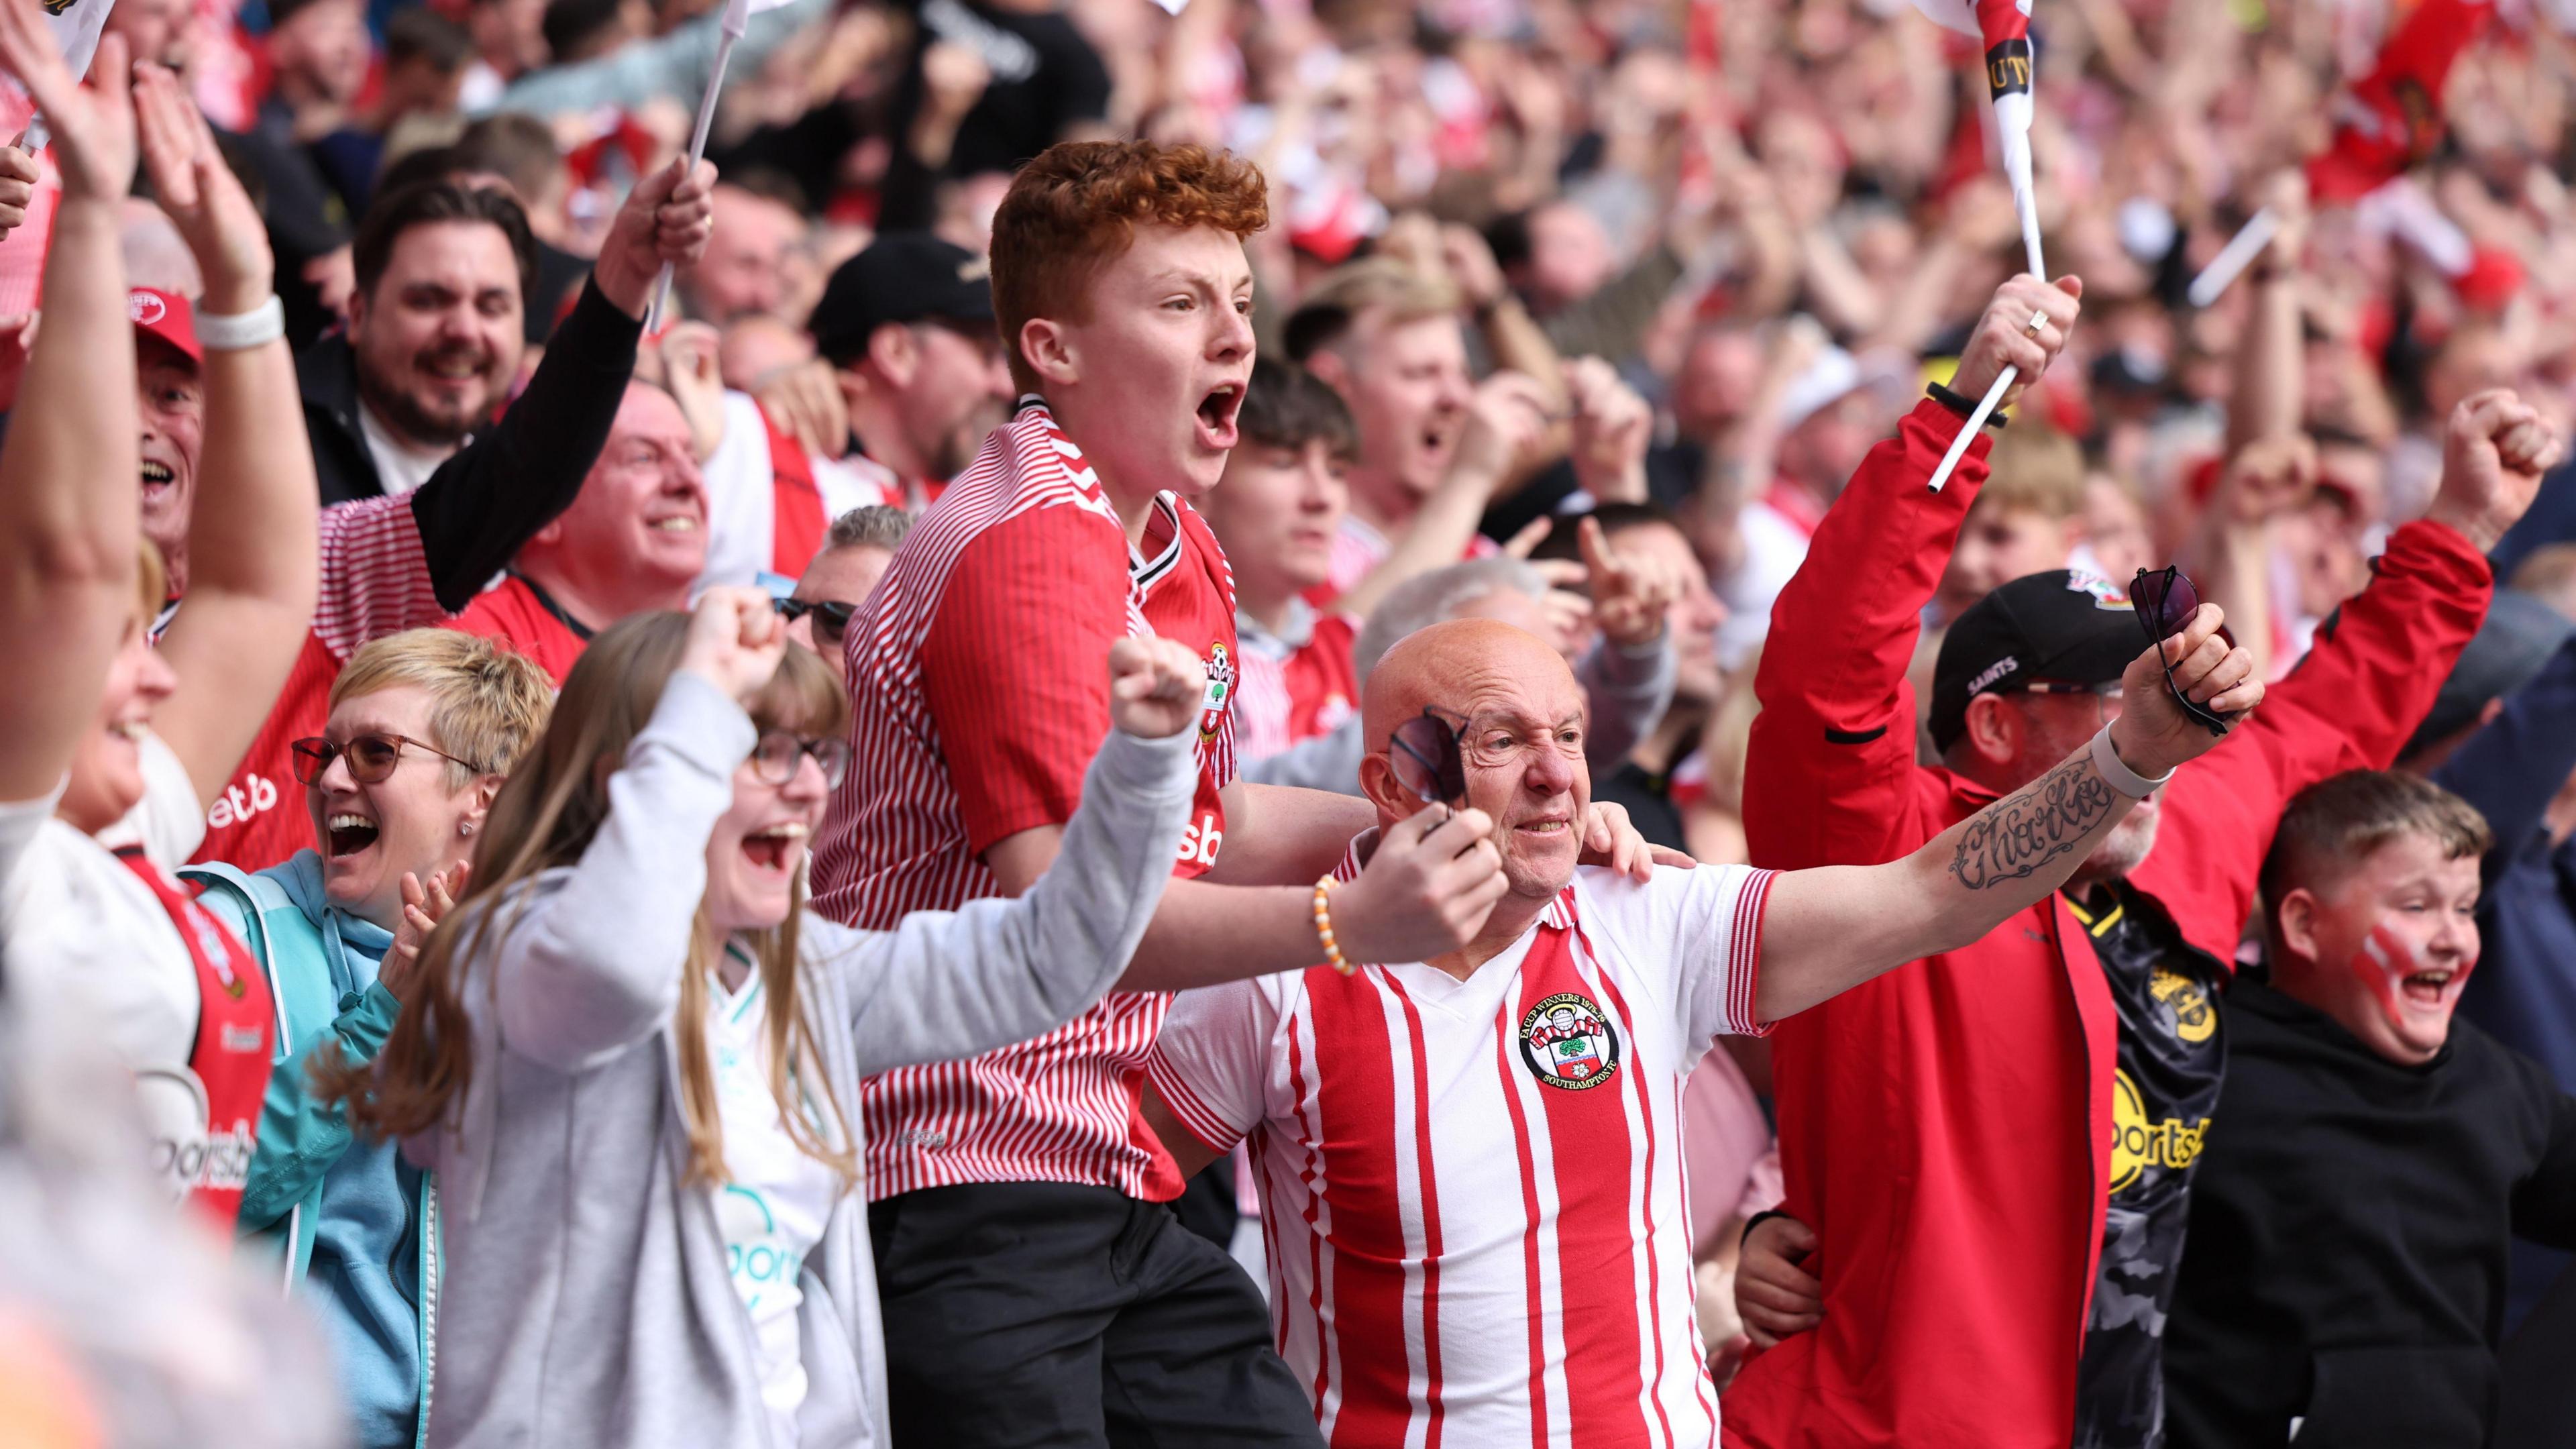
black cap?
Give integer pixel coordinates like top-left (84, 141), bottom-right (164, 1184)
top-left (1930, 571), bottom-right (2145, 753)
top-left (810, 233), bottom-right (996, 368)
top-left (2402, 590), bottom-right (2575, 757)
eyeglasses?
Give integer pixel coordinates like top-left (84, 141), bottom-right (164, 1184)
top-left (1389, 707), bottom-right (1466, 810)
top-left (751, 731), bottom-right (853, 788)
top-left (2131, 566), bottom-right (2231, 738)
top-left (290, 733), bottom-right (484, 787)
top-left (773, 596), bottom-right (861, 649)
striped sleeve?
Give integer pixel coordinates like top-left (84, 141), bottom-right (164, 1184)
top-left (1145, 974), bottom-right (1278, 1155)
top-left (1664, 864), bottom-right (1779, 1042)
top-left (313, 496), bottom-right (444, 660)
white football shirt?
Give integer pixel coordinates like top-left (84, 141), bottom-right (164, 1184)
top-left (1148, 859), bottom-right (1777, 1448)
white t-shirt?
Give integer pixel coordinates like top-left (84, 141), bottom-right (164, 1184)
top-left (359, 404), bottom-right (455, 498)
top-left (0, 733), bottom-right (219, 1199)
top-left (1146, 861), bottom-right (1778, 1446)
top-left (707, 960), bottom-right (837, 1447)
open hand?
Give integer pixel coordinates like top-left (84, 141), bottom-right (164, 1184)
top-left (0, 20), bottom-right (132, 205)
top-left (1106, 635), bottom-right (1209, 741)
top-left (2109, 602), bottom-right (2263, 776)
top-left (1949, 273), bottom-right (2083, 409)
top-left (1447, 370), bottom-right (1555, 492)
top-left (755, 358), bottom-right (851, 461)
top-left (1332, 806), bottom-right (1508, 964)
top-left (2426, 388), bottom-right (2565, 553)
top-left (595, 156), bottom-right (718, 318)
top-left (680, 585), bottom-right (789, 706)
top-left (134, 64), bottom-right (272, 313)
top-left (1576, 798), bottom-right (1690, 881)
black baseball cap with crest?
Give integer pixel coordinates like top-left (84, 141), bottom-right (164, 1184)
top-left (1929, 570), bottom-right (2143, 754)
top-left (810, 233), bottom-right (997, 368)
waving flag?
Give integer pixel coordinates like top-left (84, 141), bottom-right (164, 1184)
top-left (2308, 0), bottom-right (2496, 203)
top-left (1913, 0), bottom-right (2042, 276)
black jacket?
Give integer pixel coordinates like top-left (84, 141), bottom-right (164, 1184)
top-left (2163, 978), bottom-right (2576, 1449)
top-left (300, 278), bottom-right (642, 608)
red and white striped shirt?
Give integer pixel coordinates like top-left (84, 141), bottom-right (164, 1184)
top-left (1233, 606), bottom-right (1359, 762)
top-left (192, 496), bottom-right (445, 871)
top-left (1309, 512), bottom-right (1501, 608)
top-left (1148, 858), bottom-right (1778, 1448)
top-left (812, 399), bottom-right (1239, 1202)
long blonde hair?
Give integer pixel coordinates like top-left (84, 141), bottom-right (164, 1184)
top-left (325, 614), bottom-right (859, 1190)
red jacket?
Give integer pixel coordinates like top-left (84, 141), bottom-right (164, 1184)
top-left (1719, 400), bottom-right (2491, 1449)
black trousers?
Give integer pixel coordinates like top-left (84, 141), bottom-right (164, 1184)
top-left (869, 1181), bottom-right (1321, 1449)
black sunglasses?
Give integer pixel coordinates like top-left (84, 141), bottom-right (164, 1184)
top-left (2131, 566), bottom-right (2231, 738)
top-left (1389, 707), bottom-right (1467, 810)
top-left (773, 596), bottom-right (860, 647)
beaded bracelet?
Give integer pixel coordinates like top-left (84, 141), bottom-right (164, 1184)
top-left (1312, 875), bottom-right (1354, 975)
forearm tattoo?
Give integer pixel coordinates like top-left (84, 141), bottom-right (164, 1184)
top-left (1947, 751), bottom-right (2121, 891)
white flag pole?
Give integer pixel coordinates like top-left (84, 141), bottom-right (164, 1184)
top-left (2187, 207), bottom-right (2279, 309)
top-left (1927, 88), bottom-right (2047, 493)
top-left (19, 0), bottom-right (119, 154)
top-left (643, 0), bottom-right (751, 332)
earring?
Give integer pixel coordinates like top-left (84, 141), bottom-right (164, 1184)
top-left (460, 821), bottom-right (476, 838)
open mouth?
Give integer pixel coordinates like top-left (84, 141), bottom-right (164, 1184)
top-left (325, 811), bottom-right (380, 858)
top-left (140, 460), bottom-right (174, 495)
top-left (649, 514), bottom-right (700, 533)
top-left (1514, 816), bottom-right (1572, 837)
top-left (741, 820), bottom-right (808, 873)
top-left (419, 351), bottom-right (487, 382)
top-left (1195, 382), bottom-right (1244, 449)
top-left (2400, 969), bottom-right (2457, 1007)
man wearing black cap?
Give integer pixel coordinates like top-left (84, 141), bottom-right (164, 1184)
top-left (1723, 266), bottom-right (2563, 1449)
top-left (806, 231), bottom-right (1017, 513)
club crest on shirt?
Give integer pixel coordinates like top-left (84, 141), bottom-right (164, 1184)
top-left (1519, 992), bottom-right (1621, 1091)
top-left (1198, 643), bottom-right (1235, 745)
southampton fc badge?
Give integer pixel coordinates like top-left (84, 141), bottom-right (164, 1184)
top-left (1519, 992), bottom-right (1621, 1090)
top-left (1197, 642), bottom-right (1235, 746)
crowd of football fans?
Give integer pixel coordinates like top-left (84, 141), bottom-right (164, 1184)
top-left (3, 0), bottom-right (2576, 1443)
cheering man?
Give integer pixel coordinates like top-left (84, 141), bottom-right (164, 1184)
top-left (1140, 597), bottom-right (2258, 1446)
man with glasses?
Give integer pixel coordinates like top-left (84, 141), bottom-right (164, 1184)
top-left (777, 504), bottom-right (912, 687)
top-left (447, 380), bottom-right (710, 683)
top-left (1721, 269), bottom-right (2563, 1449)
top-left (1138, 602), bottom-right (2259, 1446)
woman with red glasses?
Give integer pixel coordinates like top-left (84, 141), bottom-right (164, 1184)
top-left (184, 627), bottom-right (553, 1448)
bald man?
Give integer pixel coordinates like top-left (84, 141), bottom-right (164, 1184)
top-left (1141, 612), bottom-right (2262, 1446)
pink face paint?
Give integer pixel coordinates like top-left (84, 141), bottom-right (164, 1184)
top-left (2347, 920), bottom-right (2477, 1037)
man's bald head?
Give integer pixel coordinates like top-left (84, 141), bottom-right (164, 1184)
top-left (1360, 619), bottom-right (1592, 905)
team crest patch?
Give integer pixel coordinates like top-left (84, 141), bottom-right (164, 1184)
top-left (1518, 993), bottom-right (1621, 1090)
top-left (2066, 571), bottom-right (2134, 610)
top-left (1198, 643), bottom-right (1235, 745)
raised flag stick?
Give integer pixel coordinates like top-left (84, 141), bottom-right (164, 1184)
top-left (643, 0), bottom-right (751, 332)
top-left (2187, 207), bottom-right (2279, 309)
top-left (1927, 136), bottom-right (2047, 494)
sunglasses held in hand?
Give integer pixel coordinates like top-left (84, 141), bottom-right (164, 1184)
top-left (2131, 566), bottom-right (2233, 738)
top-left (1390, 707), bottom-right (1467, 812)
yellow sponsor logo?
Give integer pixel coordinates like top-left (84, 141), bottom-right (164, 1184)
top-left (2109, 1069), bottom-right (2209, 1194)
top-left (2150, 967), bottom-right (2216, 1044)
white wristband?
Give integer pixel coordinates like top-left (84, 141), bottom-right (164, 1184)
top-left (194, 295), bottom-right (284, 352)
top-left (2088, 724), bottom-right (2174, 800)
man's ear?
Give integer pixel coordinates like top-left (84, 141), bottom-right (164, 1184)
top-left (1960, 692), bottom-right (2023, 771)
top-left (1304, 345), bottom-right (1352, 396)
top-left (344, 284), bottom-right (370, 343)
top-left (1021, 318), bottom-right (1077, 389)
top-left (1355, 751), bottom-right (1409, 821)
top-left (865, 322), bottom-right (919, 390)
top-left (2275, 886), bottom-right (2325, 969)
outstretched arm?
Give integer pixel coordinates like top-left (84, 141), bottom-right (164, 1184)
top-left (407, 159), bottom-right (715, 609)
top-left (0, 26), bottom-right (138, 804)
top-left (1754, 604), bottom-right (2262, 1021)
top-left (135, 66), bottom-right (321, 810)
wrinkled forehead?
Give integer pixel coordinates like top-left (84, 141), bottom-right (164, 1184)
top-left (1365, 619), bottom-right (1583, 747)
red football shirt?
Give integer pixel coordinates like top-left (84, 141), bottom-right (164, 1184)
top-left (193, 496), bottom-right (447, 871)
top-left (447, 574), bottom-right (590, 686)
top-left (1234, 610), bottom-right (1359, 761)
top-left (812, 398), bottom-right (1238, 1202)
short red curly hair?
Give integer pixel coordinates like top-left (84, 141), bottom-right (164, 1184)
top-left (990, 140), bottom-right (1271, 394)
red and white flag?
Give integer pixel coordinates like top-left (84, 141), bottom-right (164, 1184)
top-left (2308, 0), bottom-right (2496, 204)
top-left (1913, 0), bottom-right (2042, 274)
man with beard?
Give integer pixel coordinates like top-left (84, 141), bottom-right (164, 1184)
top-left (1721, 272), bottom-right (2562, 1449)
top-left (806, 232), bottom-right (1017, 511)
top-left (297, 180), bottom-right (549, 504)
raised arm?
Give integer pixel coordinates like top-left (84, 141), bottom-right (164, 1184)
top-left (1754, 602), bottom-right (2261, 1021)
top-left (406, 160), bottom-right (714, 610)
top-left (1743, 276), bottom-right (2082, 871)
top-left (0, 23), bottom-right (138, 804)
top-left (133, 66), bottom-right (321, 810)
top-left (832, 641), bottom-right (1206, 1072)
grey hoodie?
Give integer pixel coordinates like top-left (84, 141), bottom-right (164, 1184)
top-left (412, 670), bottom-right (1198, 1448)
